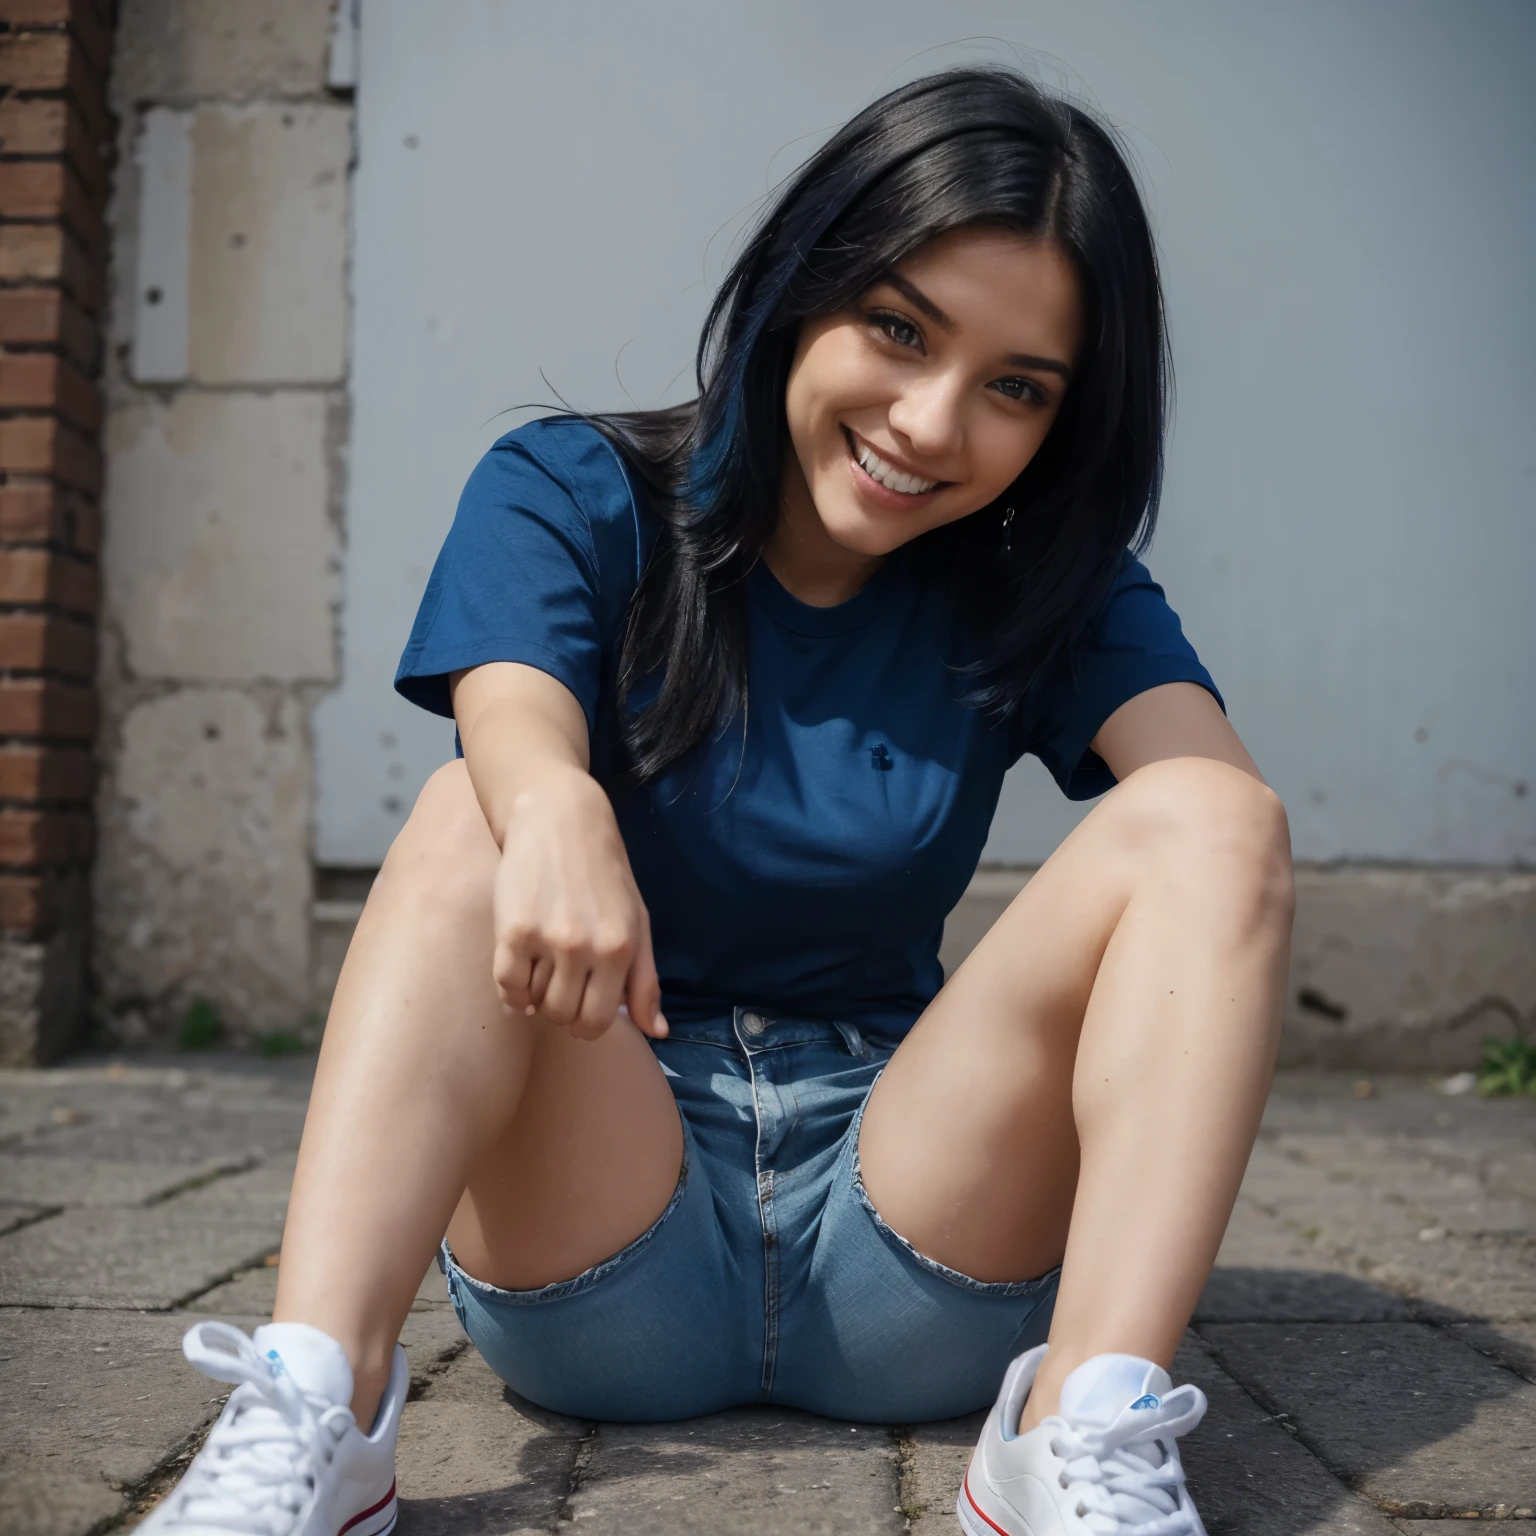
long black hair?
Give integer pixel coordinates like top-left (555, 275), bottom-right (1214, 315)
top-left (588, 67), bottom-right (1168, 785)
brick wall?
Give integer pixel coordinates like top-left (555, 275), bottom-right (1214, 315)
top-left (0, 0), bottom-right (113, 1063)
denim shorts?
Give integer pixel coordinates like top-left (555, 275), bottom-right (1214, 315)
top-left (440, 1007), bottom-right (1059, 1424)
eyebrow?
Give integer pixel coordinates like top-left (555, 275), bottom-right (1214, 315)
top-left (879, 269), bottom-right (1075, 382)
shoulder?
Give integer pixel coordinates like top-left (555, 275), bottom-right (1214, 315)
top-left (464, 415), bottom-right (656, 591)
top-left (484, 416), bottom-right (649, 519)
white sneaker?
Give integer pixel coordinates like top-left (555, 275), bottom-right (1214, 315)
top-left (959, 1346), bottom-right (1209, 1536)
top-left (136, 1321), bottom-right (406, 1536)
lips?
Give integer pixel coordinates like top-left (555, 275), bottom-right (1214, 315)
top-left (845, 429), bottom-right (945, 497)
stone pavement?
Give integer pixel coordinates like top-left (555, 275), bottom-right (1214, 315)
top-left (1, 1061), bottom-right (1532, 1536)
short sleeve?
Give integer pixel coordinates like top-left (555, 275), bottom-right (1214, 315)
top-left (394, 419), bottom-right (644, 734)
top-left (1018, 555), bottom-right (1223, 799)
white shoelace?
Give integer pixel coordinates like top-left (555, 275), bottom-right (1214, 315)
top-left (157, 1322), bottom-right (353, 1536)
top-left (1048, 1384), bottom-right (1208, 1536)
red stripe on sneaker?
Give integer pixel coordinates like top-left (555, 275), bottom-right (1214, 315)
top-left (963, 1468), bottom-right (1012, 1536)
top-left (338, 1481), bottom-right (396, 1536)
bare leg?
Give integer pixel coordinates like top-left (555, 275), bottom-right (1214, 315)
top-left (858, 757), bottom-right (1293, 1427)
top-left (272, 763), bottom-right (682, 1428)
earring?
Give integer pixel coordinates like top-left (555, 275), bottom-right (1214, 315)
top-left (1001, 504), bottom-right (1016, 556)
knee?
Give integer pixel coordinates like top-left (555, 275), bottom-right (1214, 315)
top-left (372, 761), bottom-right (497, 922)
top-left (1113, 758), bottom-right (1295, 937)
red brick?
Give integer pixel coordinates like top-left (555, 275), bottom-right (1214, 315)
top-left (0, 677), bottom-right (94, 738)
top-left (0, 95), bottom-right (102, 189)
top-left (0, 478), bottom-right (98, 555)
top-left (0, 611), bottom-right (93, 675)
top-left (0, 548), bottom-right (96, 611)
top-left (0, 742), bottom-right (92, 799)
top-left (0, 870), bottom-right (49, 932)
top-left (0, 31), bottom-right (70, 90)
top-left (0, 805), bottom-right (91, 863)
top-left (0, 417), bottom-right (102, 494)
top-left (0, 161), bottom-right (104, 250)
top-left (0, 285), bottom-right (95, 367)
top-left (0, 222), bottom-right (102, 311)
top-left (0, 1), bottom-right (113, 81)
top-left (0, 35), bottom-right (111, 149)
top-left (0, 93), bottom-right (66, 155)
top-left (0, 352), bottom-right (99, 430)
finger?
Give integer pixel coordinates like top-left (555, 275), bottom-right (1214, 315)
top-left (525, 953), bottom-right (555, 1014)
top-left (624, 926), bottom-right (667, 1040)
top-left (493, 943), bottom-right (537, 1013)
top-left (574, 959), bottom-right (627, 1042)
top-left (539, 949), bottom-right (589, 1029)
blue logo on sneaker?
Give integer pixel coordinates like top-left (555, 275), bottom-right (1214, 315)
top-left (1130, 1393), bottom-right (1160, 1410)
top-left (265, 1348), bottom-right (287, 1379)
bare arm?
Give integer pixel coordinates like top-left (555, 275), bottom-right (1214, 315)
top-left (1090, 681), bottom-right (1266, 785)
top-left (451, 661), bottom-right (666, 1040)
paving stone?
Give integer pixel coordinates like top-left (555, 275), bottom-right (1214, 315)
top-left (193, 1257), bottom-right (454, 1320)
top-left (1199, 1322), bottom-right (1536, 1516)
top-left (0, 1067), bottom-right (308, 1166)
top-left (1197, 1198), bottom-right (1413, 1322)
top-left (1351, 1229), bottom-right (1536, 1323)
top-left (1443, 1319), bottom-right (1536, 1384)
top-left (1272, 1131), bottom-right (1532, 1236)
top-left (0, 1152), bottom-right (250, 1207)
top-left (0, 1307), bottom-right (265, 1536)
top-left (4, 1474), bottom-right (122, 1536)
top-left (0, 1167), bottom-right (288, 1309)
top-left (569, 1410), bottom-right (906, 1535)
top-left (394, 1347), bottom-right (585, 1534)
top-left (0, 1198), bottom-right (52, 1236)
top-left (1236, 1139), bottom-right (1536, 1322)
top-left (901, 1411), bottom-right (982, 1533)
top-left (1174, 1337), bottom-right (1402, 1536)
top-left (1259, 1075), bottom-right (1536, 1142)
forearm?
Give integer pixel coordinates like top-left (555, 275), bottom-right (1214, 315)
top-left (450, 662), bottom-right (609, 848)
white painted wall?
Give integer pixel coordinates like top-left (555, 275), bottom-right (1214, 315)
top-left (316, 0), bottom-right (1536, 868)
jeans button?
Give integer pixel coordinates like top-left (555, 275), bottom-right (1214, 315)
top-left (742, 1011), bottom-right (766, 1036)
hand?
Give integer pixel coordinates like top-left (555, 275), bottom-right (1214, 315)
top-left (490, 770), bottom-right (668, 1042)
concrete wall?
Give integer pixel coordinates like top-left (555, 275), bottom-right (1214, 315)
top-left (94, 0), bottom-right (350, 1045)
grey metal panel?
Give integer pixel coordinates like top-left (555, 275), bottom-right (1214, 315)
top-left (317, 0), bottom-right (1536, 867)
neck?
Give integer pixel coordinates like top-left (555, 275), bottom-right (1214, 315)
top-left (764, 447), bottom-right (885, 608)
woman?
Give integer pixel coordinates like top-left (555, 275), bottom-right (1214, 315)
top-left (143, 68), bottom-right (1293, 1536)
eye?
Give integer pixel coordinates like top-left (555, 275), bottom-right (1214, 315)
top-left (868, 309), bottom-right (922, 351)
top-left (992, 375), bottom-right (1048, 406)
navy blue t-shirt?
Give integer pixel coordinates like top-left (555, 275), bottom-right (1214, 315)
top-left (397, 417), bottom-right (1220, 1036)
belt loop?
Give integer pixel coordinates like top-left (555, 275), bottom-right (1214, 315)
top-left (832, 1020), bottom-right (869, 1059)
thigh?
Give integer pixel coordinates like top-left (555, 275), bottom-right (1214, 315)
top-left (442, 1109), bottom-right (758, 1422)
top-left (776, 1075), bottom-right (1059, 1424)
top-left (856, 776), bottom-right (1149, 1285)
top-left (390, 762), bottom-right (687, 1295)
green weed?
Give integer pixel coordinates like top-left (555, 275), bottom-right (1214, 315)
top-left (1478, 1034), bottom-right (1536, 1099)
top-left (176, 997), bottom-right (223, 1051)
top-left (256, 1030), bottom-right (310, 1059)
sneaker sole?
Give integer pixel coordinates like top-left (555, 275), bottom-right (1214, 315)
top-left (956, 1470), bottom-right (1020, 1536)
top-left (338, 1481), bottom-right (397, 1536)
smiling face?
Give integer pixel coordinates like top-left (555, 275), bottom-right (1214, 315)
top-left (773, 225), bottom-right (1083, 604)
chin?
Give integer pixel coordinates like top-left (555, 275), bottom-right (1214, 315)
top-left (820, 507), bottom-right (917, 558)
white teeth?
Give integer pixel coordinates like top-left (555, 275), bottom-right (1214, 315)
top-left (854, 439), bottom-right (938, 495)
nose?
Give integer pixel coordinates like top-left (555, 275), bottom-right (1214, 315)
top-left (886, 369), bottom-right (965, 462)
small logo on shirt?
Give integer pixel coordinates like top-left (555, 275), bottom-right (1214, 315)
top-left (1130, 1393), bottom-right (1161, 1411)
top-left (870, 744), bottom-right (893, 771)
